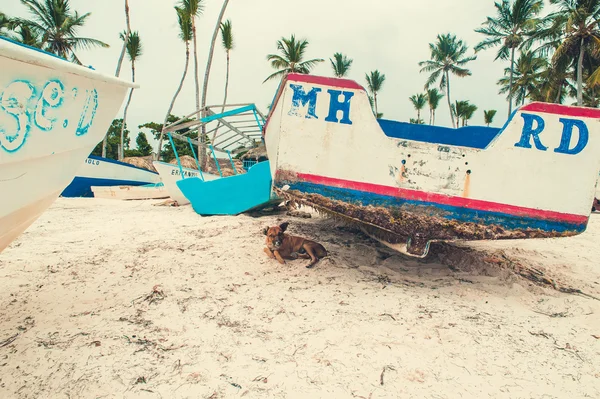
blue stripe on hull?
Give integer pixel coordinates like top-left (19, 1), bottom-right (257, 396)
top-left (377, 119), bottom-right (501, 149)
top-left (282, 181), bottom-right (586, 234)
top-left (89, 155), bottom-right (160, 175)
top-left (61, 177), bottom-right (154, 198)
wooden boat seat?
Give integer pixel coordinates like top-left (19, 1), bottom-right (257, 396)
top-left (377, 119), bottom-right (501, 149)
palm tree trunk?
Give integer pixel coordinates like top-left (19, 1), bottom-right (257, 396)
top-left (508, 47), bottom-right (515, 116)
top-left (104, 0), bottom-right (130, 158)
top-left (432, 109), bottom-right (436, 125)
top-left (446, 71), bottom-right (455, 128)
top-left (191, 17), bottom-right (202, 165)
top-left (115, 0), bottom-right (130, 77)
top-left (201, 0), bottom-right (230, 169)
top-left (577, 37), bottom-right (584, 106)
top-left (429, 108), bottom-right (432, 125)
top-left (213, 49), bottom-right (231, 143)
top-left (374, 92), bottom-right (378, 116)
top-left (555, 82), bottom-right (562, 104)
top-left (158, 42), bottom-right (190, 161)
top-left (120, 63), bottom-right (135, 160)
top-left (417, 109), bottom-right (420, 122)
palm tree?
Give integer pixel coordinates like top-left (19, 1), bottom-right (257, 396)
top-left (200, 0), bottom-right (230, 169)
top-left (330, 52), bottom-right (353, 77)
top-left (535, 0), bottom-right (600, 106)
top-left (528, 47), bottom-right (575, 104)
top-left (119, 31), bottom-right (142, 160)
top-left (498, 50), bottom-right (547, 105)
top-left (180, 0), bottom-right (204, 111)
top-left (0, 12), bottom-right (14, 37)
top-left (104, 0), bottom-right (131, 158)
top-left (264, 34), bottom-right (324, 82)
top-left (453, 101), bottom-right (466, 126)
top-left (367, 95), bottom-right (383, 118)
top-left (453, 100), bottom-right (478, 127)
top-left (177, 0), bottom-right (204, 162)
top-left (463, 103), bottom-right (478, 126)
top-left (18, 0), bottom-right (108, 63)
top-left (157, 6), bottom-right (193, 161)
top-left (484, 110), bottom-right (497, 126)
top-left (219, 19), bottom-right (234, 108)
top-left (409, 93), bottom-right (427, 122)
top-left (212, 19), bottom-right (234, 143)
top-left (365, 70), bottom-right (386, 117)
top-left (474, 0), bottom-right (544, 116)
top-left (419, 33), bottom-right (477, 128)
top-left (426, 88), bottom-right (444, 125)
top-left (7, 20), bottom-right (42, 47)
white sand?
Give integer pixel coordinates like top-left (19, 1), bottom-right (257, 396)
top-left (0, 198), bottom-right (599, 398)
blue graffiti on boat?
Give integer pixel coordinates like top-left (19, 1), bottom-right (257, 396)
top-left (0, 80), bottom-right (35, 152)
top-left (514, 113), bottom-right (589, 155)
top-left (287, 83), bottom-right (355, 125)
top-left (288, 84), bottom-right (321, 119)
top-left (0, 78), bottom-right (99, 153)
top-left (76, 88), bottom-right (98, 136)
top-left (34, 80), bottom-right (65, 131)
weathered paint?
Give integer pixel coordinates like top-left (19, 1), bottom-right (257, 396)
top-left (152, 161), bottom-right (219, 205)
top-left (0, 37), bottom-right (137, 252)
top-left (176, 161), bottom-right (279, 215)
top-left (263, 73), bottom-right (600, 255)
top-left (61, 155), bottom-right (162, 197)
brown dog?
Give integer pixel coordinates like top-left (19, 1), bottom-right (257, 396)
top-left (263, 222), bottom-right (327, 268)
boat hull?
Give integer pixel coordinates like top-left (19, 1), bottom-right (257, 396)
top-left (0, 37), bottom-right (136, 252)
top-left (91, 183), bottom-right (169, 200)
top-left (152, 161), bottom-right (219, 205)
top-left (61, 155), bottom-right (162, 197)
top-left (176, 161), bottom-right (280, 215)
top-left (264, 74), bottom-right (600, 255)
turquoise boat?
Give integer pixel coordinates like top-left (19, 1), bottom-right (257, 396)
top-left (176, 160), bottom-right (280, 215)
top-left (164, 103), bottom-right (281, 215)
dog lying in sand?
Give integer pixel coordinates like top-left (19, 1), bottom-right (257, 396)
top-left (263, 222), bottom-right (328, 268)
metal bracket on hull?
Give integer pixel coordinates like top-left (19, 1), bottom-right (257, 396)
top-left (359, 227), bottom-right (433, 258)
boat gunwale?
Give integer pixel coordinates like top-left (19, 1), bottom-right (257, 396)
top-left (0, 36), bottom-right (138, 89)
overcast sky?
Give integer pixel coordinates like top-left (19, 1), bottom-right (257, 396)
top-left (4, 0), bottom-right (544, 151)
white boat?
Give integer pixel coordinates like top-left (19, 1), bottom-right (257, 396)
top-left (0, 37), bottom-right (137, 252)
top-left (91, 183), bottom-right (169, 200)
top-left (62, 155), bottom-right (162, 197)
top-left (264, 73), bottom-right (600, 256)
top-left (152, 161), bottom-right (218, 205)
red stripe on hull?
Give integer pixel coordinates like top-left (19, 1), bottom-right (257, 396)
top-left (287, 172), bottom-right (588, 225)
top-left (286, 73), bottom-right (365, 91)
top-left (521, 103), bottom-right (600, 119)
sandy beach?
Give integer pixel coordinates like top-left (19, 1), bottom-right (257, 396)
top-left (0, 198), bottom-right (599, 399)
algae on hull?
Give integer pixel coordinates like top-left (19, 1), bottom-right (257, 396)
top-left (275, 187), bottom-right (579, 256)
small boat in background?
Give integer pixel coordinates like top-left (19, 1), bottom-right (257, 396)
top-left (162, 103), bottom-right (280, 214)
top-left (264, 73), bottom-right (600, 257)
top-left (61, 155), bottom-right (162, 197)
top-left (91, 182), bottom-right (169, 200)
top-left (152, 158), bottom-right (218, 205)
top-left (0, 36), bottom-right (136, 253)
